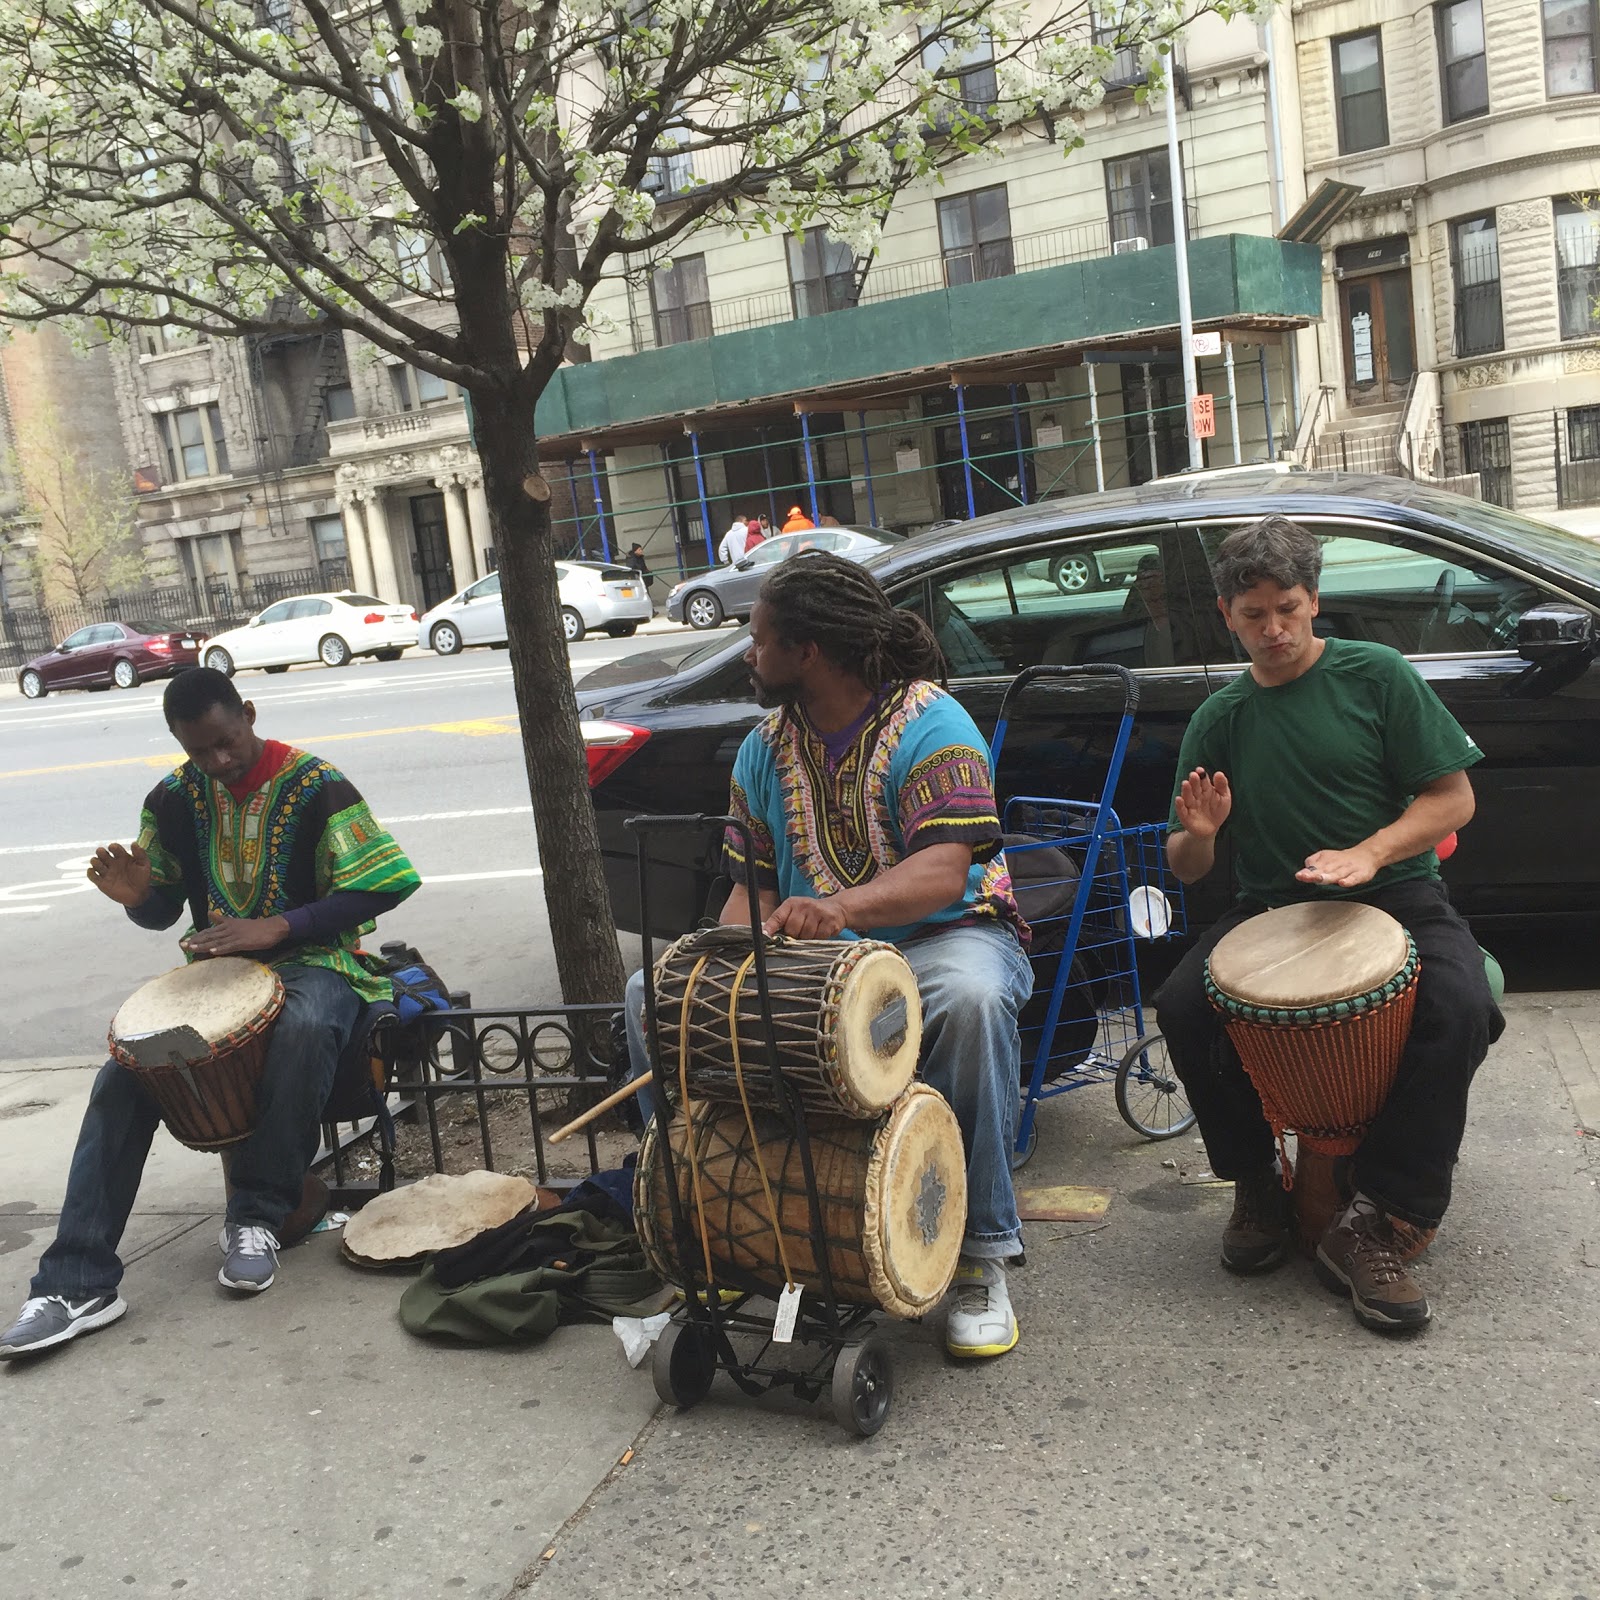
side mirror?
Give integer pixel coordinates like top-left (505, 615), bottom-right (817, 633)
top-left (735, 558), bottom-right (754, 571)
top-left (1516, 603), bottom-right (1595, 665)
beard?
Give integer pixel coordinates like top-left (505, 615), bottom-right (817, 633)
top-left (750, 671), bottom-right (802, 710)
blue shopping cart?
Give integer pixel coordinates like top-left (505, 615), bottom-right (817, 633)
top-left (987, 665), bottom-right (1197, 1167)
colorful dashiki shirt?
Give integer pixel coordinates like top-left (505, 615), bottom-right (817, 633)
top-left (136, 747), bottom-right (421, 1002)
top-left (724, 680), bottom-right (1026, 947)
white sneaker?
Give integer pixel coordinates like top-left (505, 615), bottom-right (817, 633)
top-left (945, 1257), bottom-right (1019, 1359)
top-left (218, 1223), bottom-right (279, 1293)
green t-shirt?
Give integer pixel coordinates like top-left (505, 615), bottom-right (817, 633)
top-left (1167, 638), bottom-right (1483, 906)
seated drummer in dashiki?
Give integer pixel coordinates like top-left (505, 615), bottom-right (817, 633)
top-left (0, 668), bottom-right (420, 1360)
top-left (623, 553), bottom-right (1033, 1359)
top-left (1157, 516), bottom-right (1504, 1333)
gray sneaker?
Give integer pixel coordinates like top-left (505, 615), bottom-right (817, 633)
top-left (218, 1223), bottom-right (279, 1293)
top-left (0, 1294), bottom-right (127, 1358)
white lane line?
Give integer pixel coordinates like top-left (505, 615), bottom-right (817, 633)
top-left (0, 905), bottom-right (49, 915)
top-left (423, 868), bottom-right (543, 883)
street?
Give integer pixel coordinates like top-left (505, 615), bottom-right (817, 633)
top-left (0, 634), bottom-right (672, 1061)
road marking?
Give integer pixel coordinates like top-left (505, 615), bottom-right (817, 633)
top-left (0, 905), bottom-right (49, 915)
top-left (424, 868), bottom-right (544, 883)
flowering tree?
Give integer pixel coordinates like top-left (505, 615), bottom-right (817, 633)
top-left (0, 0), bottom-right (1249, 1001)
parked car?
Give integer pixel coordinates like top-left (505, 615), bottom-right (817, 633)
top-left (17, 620), bottom-right (206, 698)
top-left (576, 471), bottom-right (1600, 937)
top-left (666, 524), bottom-right (905, 630)
top-left (201, 592), bottom-right (417, 676)
top-left (419, 561), bottom-right (654, 653)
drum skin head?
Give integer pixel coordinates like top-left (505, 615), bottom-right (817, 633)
top-left (1208, 902), bottom-right (1410, 1009)
top-left (834, 946), bottom-right (922, 1113)
top-left (341, 1171), bottom-right (538, 1267)
top-left (113, 958), bottom-right (280, 1052)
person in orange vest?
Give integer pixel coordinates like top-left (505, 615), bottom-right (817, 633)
top-left (781, 505), bottom-right (815, 533)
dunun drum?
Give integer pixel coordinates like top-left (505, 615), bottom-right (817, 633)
top-left (109, 958), bottom-right (286, 1151)
top-left (634, 1083), bottom-right (966, 1319)
top-left (650, 927), bottom-right (922, 1119)
top-left (1204, 901), bottom-right (1423, 1253)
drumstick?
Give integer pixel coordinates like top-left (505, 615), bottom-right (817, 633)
top-left (548, 1072), bottom-right (653, 1144)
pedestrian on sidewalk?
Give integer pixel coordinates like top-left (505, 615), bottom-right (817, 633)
top-left (625, 542), bottom-right (656, 611)
top-left (780, 505), bottom-right (815, 533)
top-left (1156, 515), bottom-right (1503, 1334)
top-left (716, 514), bottom-right (749, 565)
top-left (0, 668), bottom-right (421, 1360)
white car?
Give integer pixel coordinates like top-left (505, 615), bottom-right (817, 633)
top-left (419, 561), bottom-right (653, 653)
top-left (201, 592), bottom-right (418, 676)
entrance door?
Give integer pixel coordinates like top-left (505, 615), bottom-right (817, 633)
top-left (926, 386), bottom-right (1035, 518)
top-left (408, 493), bottom-right (456, 610)
top-left (1340, 271), bottom-right (1416, 405)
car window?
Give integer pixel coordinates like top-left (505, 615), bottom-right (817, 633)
top-left (87, 624), bottom-right (122, 644)
top-left (746, 535), bottom-right (801, 566)
top-left (121, 621), bottom-right (167, 637)
top-left (917, 532), bottom-right (1205, 675)
top-left (1192, 521), bottom-right (1548, 656)
top-left (338, 593), bottom-right (385, 607)
top-left (256, 600), bottom-right (296, 625)
top-left (466, 573), bottom-right (502, 599)
top-left (294, 598), bottom-right (333, 618)
top-left (59, 627), bottom-right (96, 650)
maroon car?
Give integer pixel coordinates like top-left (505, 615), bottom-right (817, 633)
top-left (17, 620), bottom-right (206, 698)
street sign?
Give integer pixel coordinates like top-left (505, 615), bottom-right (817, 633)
top-left (1191, 394), bottom-right (1216, 439)
top-left (1188, 330), bottom-right (1222, 358)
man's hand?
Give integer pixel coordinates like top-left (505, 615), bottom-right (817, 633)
top-left (87, 842), bottom-right (153, 907)
top-left (1296, 845), bottom-right (1383, 889)
top-left (763, 896), bottom-right (851, 940)
top-left (182, 911), bottom-right (292, 958)
top-left (1173, 768), bottom-right (1232, 840)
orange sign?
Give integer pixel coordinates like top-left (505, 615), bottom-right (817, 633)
top-left (1191, 394), bottom-right (1216, 440)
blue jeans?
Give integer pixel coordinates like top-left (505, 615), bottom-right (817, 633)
top-left (625, 921), bottom-right (1032, 1260)
top-left (32, 964), bottom-right (361, 1300)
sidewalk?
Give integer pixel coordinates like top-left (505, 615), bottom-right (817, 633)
top-left (4, 995), bottom-right (1598, 1600)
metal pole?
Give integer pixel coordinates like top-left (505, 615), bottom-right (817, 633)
top-left (688, 430), bottom-right (715, 566)
top-left (562, 458), bottom-right (585, 558)
top-left (1087, 364), bottom-right (1105, 491)
top-left (1143, 363), bottom-right (1158, 480)
top-left (758, 426), bottom-right (779, 529)
top-left (1259, 347), bottom-right (1276, 460)
top-left (1164, 61), bottom-right (1203, 470)
top-left (857, 410), bottom-right (878, 526)
top-left (585, 449), bottom-right (612, 560)
top-left (799, 411), bottom-right (821, 523)
top-left (1225, 341), bottom-right (1242, 464)
top-left (1008, 384), bottom-right (1030, 504)
top-left (1260, 19), bottom-right (1303, 432)
top-left (659, 444), bottom-right (687, 577)
top-left (955, 383), bottom-right (977, 519)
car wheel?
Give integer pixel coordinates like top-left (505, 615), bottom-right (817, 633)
top-left (1050, 553), bottom-right (1096, 594)
top-left (605, 624), bottom-right (639, 639)
top-left (430, 622), bottom-right (464, 656)
top-left (561, 607), bottom-right (585, 643)
top-left (318, 634), bottom-right (352, 668)
top-left (684, 590), bottom-right (724, 630)
top-left (111, 658), bottom-right (140, 690)
top-left (264, 664), bottom-right (290, 674)
top-left (19, 669), bottom-right (46, 699)
top-left (204, 647), bottom-right (235, 677)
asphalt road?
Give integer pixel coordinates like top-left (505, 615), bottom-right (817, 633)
top-left (0, 635), bottom-right (672, 1061)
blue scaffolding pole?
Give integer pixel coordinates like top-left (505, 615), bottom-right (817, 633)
top-left (955, 383), bottom-right (977, 520)
top-left (856, 411), bottom-right (878, 527)
top-left (688, 430), bottom-right (716, 565)
top-left (799, 411), bottom-right (821, 524)
top-left (1009, 384), bottom-right (1030, 505)
top-left (585, 449), bottom-right (612, 560)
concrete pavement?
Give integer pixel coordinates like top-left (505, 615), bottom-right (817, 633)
top-left (2, 989), bottom-right (1597, 1600)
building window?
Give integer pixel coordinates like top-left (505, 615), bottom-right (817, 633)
top-left (787, 229), bottom-right (857, 318)
top-left (1437, 0), bottom-right (1489, 123)
top-left (1571, 405), bottom-right (1600, 459)
top-left (1555, 198), bottom-right (1600, 340)
top-left (920, 25), bottom-right (997, 117)
top-left (1543, 0), bottom-right (1598, 95)
top-left (389, 364), bottom-right (452, 411)
top-left (1451, 214), bottom-right (1503, 356)
top-left (1105, 148), bottom-right (1176, 249)
top-left (1333, 30), bottom-right (1389, 152)
top-left (650, 254), bottom-right (713, 346)
top-left (1563, 405), bottom-right (1600, 504)
top-left (395, 228), bottom-right (440, 294)
top-left (1091, 6), bottom-right (1144, 85)
top-left (157, 403), bottom-right (230, 481)
top-left (308, 513), bottom-right (350, 585)
top-left (1458, 419), bottom-right (1513, 507)
top-left (135, 296), bottom-right (200, 357)
top-left (324, 382), bottom-right (356, 422)
top-left (645, 138), bottom-right (694, 197)
top-left (936, 185), bottom-right (1014, 287)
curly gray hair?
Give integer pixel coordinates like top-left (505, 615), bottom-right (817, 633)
top-left (1209, 515), bottom-right (1323, 604)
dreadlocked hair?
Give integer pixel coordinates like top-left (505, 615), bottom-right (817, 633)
top-left (759, 551), bottom-right (947, 689)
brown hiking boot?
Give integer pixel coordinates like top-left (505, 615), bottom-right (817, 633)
top-left (1315, 1195), bottom-right (1432, 1332)
top-left (1221, 1166), bottom-right (1294, 1275)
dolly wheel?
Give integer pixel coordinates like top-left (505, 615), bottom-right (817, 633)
top-left (831, 1336), bottom-right (893, 1437)
top-left (652, 1317), bottom-right (716, 1409)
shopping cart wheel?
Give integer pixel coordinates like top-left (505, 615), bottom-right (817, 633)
top-left (1009, 1115), bottom-right (1039, 1172)
top-left (652, 1317), bottom-right (717, 1409)
top-left (831, 1335), bottom-right (893, 1437)
top-left (1115, 1032), bottom-right (1197, 1141)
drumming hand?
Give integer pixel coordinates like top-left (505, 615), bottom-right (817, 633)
top-left (763, 896), bottom-right (850, 940)
top-left (182, 911), bottom-right (292, 958)
top-left (1174, 768), bottom-right (1232, 840)
top-left (87, 842), bottom-right (153, 907)
top-left (1297, 845), bottom-right (1381, 888)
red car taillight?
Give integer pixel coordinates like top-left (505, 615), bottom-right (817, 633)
top-left (363, 612), bottom-right (385, 624)
top-left (581, 720), bottom-right (651, 787)
top-left (148, 638), bottom-right (173, 654)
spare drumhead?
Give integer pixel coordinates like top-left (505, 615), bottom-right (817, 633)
top-left (863, 1083), bottom-right (967, 1318)
top-left (341, 1170), bottom-right (538, 1268)
top-left (112, 958), bottom-right (280, 1055)
top-left (1207, 901), bottom-right (1410, 1010)
top-left (832, 945), bottom-right (922, 1113)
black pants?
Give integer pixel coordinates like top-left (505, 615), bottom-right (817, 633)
top-left (1155, 880), bottom-right (1504, 1229)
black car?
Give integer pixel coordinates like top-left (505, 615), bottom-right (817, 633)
top-left (577, 472), bottom-right (1600, 937)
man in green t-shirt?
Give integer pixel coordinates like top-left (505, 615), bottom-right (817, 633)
top-left (1156, 516), bottom-right (1503, 1334)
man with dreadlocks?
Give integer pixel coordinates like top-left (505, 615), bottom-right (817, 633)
top-left (624, 552), bottom-right (1032, 1358)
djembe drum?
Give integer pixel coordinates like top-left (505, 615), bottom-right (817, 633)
top-left (1204, 901), bottom-right (1429, 1254)
top-left (650, 927), bottom-right (922, 1119)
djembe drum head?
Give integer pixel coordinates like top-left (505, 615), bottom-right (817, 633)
top-left (1206, 901), bottom-right (1411, 1014)
top-left (112, 957), bottom-right (281, 1057)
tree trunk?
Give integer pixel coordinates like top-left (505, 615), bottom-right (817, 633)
top-left (470, 389), bottom-right (628, 1007)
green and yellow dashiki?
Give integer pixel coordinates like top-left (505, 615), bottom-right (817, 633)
top-left (136, 746), bottom-right (421, 1002)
